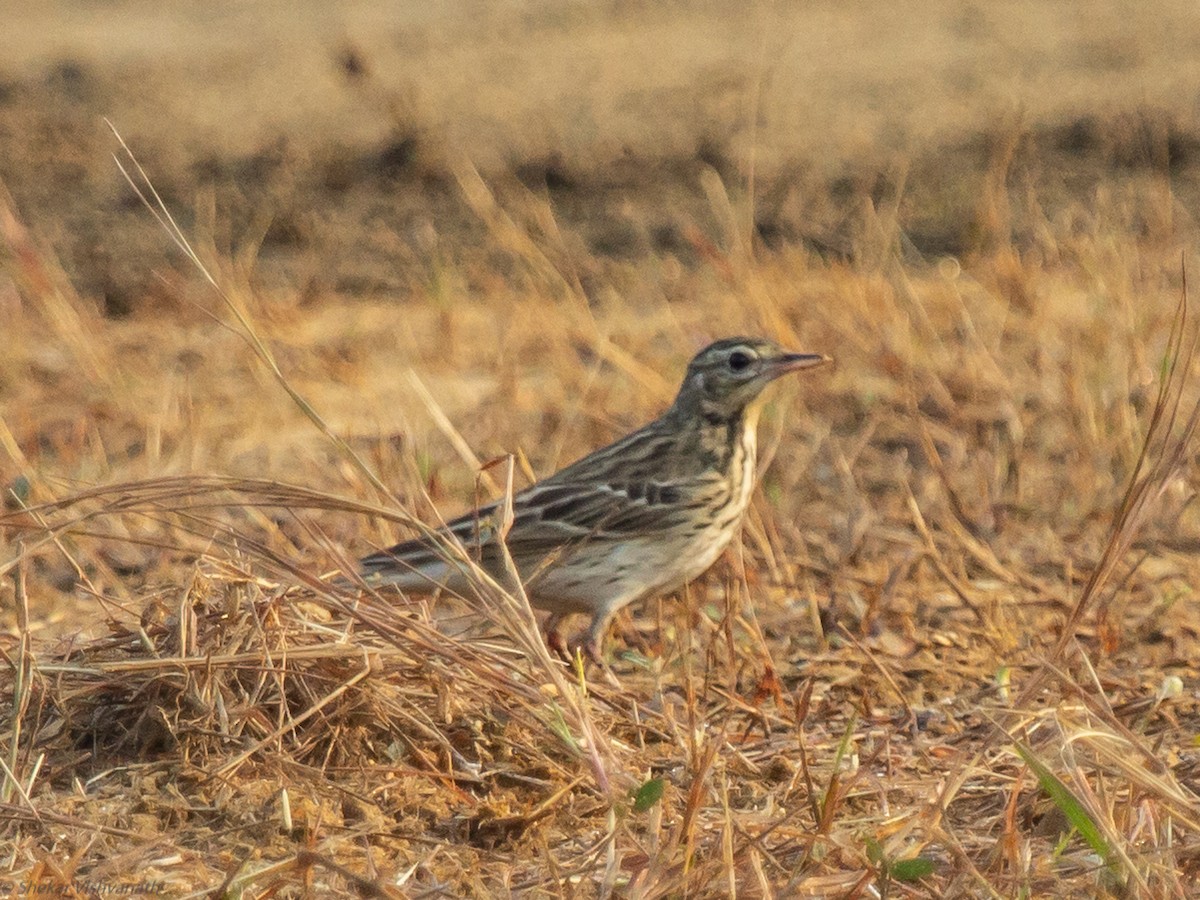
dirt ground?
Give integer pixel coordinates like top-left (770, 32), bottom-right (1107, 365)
top-left (4, 2), bottom-right (1200, 897)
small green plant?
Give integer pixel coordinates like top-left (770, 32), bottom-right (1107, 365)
top-left (865, 835), bottom-right (937, 897)
top-left (632, 777), bottom-right (665, 813)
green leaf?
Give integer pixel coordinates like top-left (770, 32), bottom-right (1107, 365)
top-left (632, 777), bottom-right (664, 812)
top-left (8, 475), bottom-right (30, 505)
top-left (544, 703), bottom-right (580, 755)
top-left (616, 649), bottom-right (653, 670)
top-left (1014, 741), bottom-right (1114, 869)
top-left (765, 479), bottom-right (783, 505)
top-left (831, 714), bottom-right (858, 773)
top-left (863, 835), bottom-right (885, 865)
top-left (891, 857), bottom-right (936, 881)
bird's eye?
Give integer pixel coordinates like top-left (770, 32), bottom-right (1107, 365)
top-left (728, 351), bottom-right (753, 372)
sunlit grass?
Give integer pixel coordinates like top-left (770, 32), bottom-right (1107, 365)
top-left (2, 123), bottom-right (1200, 896)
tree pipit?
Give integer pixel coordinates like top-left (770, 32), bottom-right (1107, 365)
top-left (358, 337), bottom-right (829, 660)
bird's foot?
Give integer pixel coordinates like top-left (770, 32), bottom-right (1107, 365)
top-left (583, 637), bottom-right (605, 666)
top-left (544, 614), bottom-right (576, 663)
top-left (545, 627), bottom-right (573, 663)
top-left (543, 615), bottom-right (619, 684)
top-left (545, 631), bottom-right (602, 668)
top-left (582, 636), bottom-right (623, 688)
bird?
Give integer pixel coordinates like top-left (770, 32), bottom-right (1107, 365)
top-left (357, 337), bottom-right (829, 660)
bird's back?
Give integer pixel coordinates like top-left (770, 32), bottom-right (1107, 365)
top-left (358, 404), bottom-right (753, 599)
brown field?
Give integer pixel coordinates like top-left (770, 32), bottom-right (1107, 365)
top-left (3, 2), bottom-right (1200, 896)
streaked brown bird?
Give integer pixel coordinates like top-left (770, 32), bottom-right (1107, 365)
top-left (358, 337), bottom-right (829, 659)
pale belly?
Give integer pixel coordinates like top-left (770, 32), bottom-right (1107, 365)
top-left (524, 422), bottom-right (759, 616)
top-left (523, 517), bottom-right (741, 616)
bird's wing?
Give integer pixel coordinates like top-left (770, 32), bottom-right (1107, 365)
top-left (359, 475), bottom-right (722, 577)
top-left (508, 479), bottom-right (707, 543)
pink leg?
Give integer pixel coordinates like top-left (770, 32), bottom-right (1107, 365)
top-left (583, 608), bottom-right (616, 665)
top-left (544, 614), bottom-right (571, 662)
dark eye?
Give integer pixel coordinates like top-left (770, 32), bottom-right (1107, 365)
top-left (728, 351), bottom-right (752, 372)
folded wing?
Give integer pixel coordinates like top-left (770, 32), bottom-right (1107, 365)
top-left (358, 475), bottom-right (721, 589)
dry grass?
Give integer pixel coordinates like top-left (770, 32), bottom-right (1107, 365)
top-left (4, 8), bottom-right (1200, 893)
top-left (3, 144), bottom-right (1200, 896)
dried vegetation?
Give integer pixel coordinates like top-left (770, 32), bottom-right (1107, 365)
top-left (3, 17), bottom-right (1200, 898)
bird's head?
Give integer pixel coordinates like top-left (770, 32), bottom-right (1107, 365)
top-left (674, 337), bottom-right (830, 423)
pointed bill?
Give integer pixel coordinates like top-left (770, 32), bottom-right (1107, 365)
top-left (766, 352), bottom-right (832, 378)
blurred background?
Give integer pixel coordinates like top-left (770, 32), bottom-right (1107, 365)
top-left (4, 0), bottom-right (1200, 310)
top-left (3, 0), bottom-right (1200, 623)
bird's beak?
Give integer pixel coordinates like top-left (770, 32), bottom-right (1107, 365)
top-left (767, 352), bottom-right (832, 378)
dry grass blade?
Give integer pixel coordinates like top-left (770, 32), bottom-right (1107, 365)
top-left (1017, 265), bottom-right (1200, 707)
top-left (105, 121), bottom-right (397, 506)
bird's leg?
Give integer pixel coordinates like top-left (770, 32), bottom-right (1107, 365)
top-left (579, 609), bottom-right (625, 688)
top-left (582, 607), bottom-right (617, 666)
top-left (544, 613), bottom-right (571, 662)
top-left (583, 636), bottom-right (604, 666)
